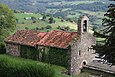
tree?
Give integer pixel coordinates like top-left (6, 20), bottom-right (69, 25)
top-left (42, 15), bottom-right (46, 20)
top-left (31, 16), bottom-right (36, 20)
top-left (49, 17), bottom-right (55, 24)
top-left (0, 3), bottom-right (16, 47)
top-left (93, 4), bottom-right (115, 64)
top-left (45, 25), bottom-right (52, 29)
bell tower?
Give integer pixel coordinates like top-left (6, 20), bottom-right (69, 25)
top-left (77, 15), bottom-right (89, 35)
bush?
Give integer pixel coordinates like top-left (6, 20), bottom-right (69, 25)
top-left (45, 25), bottom-right (52, 29)
top-left (49, 17), bottom-right (55, 24)
top-left (0, 55), bottom-right (55, 77)
top-left (25, 27), bottom-right (29, 30)
top-left (36, 27), bottom-right (40, 30)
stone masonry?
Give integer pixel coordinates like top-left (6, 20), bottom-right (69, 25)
top-left (6, 43), bottom-right (20, 56)
top-left (68, 16), bottom-right (96, 75)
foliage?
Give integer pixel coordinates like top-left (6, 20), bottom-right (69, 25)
top-left (45, 25), bottom-right (52, 29)
top-left (31, 16), bottom-right (36, 20)
top-left (20, 45), bottom-right (69, 68)
top-left (20, 45), bottom-right (39, 60)
top-left (93, 4), bottom-right (115, 64)
top-left (42, 15), bottom-right (47, 20)
top-left (57, 26), bottom-right (71, 31)
top-left (48, 47), bottom-right (69, 68)
top-left (0, 55), bottom-right (55, 77)
top-left (49, 17), bottom-right (55, 23)
top-left (71, 2), bottom-right (108, 12)
top-left (0, 3), bottom-right (16, 47)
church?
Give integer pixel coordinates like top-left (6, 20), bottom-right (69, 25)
top-left (5, 15), bottom-right (96, 75)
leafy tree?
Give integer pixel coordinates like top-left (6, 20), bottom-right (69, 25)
top-left (31, 16), bottom-right (36, 20)
top-left (0, 3), bottom-right (16, 47)
top-left (42, 15), bottom-right (46, 20)
top-left (93, 4), bottom-right (115, 64)
top-left (49, 17), bottom-right (55, 24)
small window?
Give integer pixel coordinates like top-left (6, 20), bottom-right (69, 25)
top-left (78, 50), bottom-right (81, 56)
top-left (83, 20), bottom-right (87, 32)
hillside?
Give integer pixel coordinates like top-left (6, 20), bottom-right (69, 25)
top-left (15, 13), bottom-right (77, 32)
top-left (0, 0), bottom-right (115, 28)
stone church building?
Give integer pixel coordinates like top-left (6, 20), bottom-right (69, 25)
top-left (5, 16), bottom-right (96, 75)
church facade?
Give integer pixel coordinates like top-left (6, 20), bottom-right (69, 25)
top-left (5, 16), bottom-right (96, 75)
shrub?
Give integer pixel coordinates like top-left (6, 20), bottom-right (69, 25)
top-left (31, 16), bottom-right (36, 20)
top-left (49, 17), bottom-right (55, 24)
top-left (0, 55), bottom-right (55, 77)
top-left (45, 25), bottom-right (52, 29)
top-left (32, 20), bottom-right (36, 23)
top-left (36, 27), bottom-right (40, 30)
top-left (25, 27), bottom-right (28, 30)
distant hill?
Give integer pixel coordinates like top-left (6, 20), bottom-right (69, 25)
top-left (0, 0), bottom-right (115, 27)
top-left (14, 13), bottom-right (77, 32)
top-left (0, 0), bottom-right (113, 13)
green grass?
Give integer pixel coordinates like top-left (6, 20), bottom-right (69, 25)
top-left (0, 55), bottom-right (91, 77)
top-left (15, 13), bottom-right (42, 22)
top-left (1, 54), bottom-right (114, 77)
top-left (14, 10), bottom-right (104, 33)
top-left (0, 54), bottom-right (55, 77)
top-left (15, 13), bottom-right (77, 32)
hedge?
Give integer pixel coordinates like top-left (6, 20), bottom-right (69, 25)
top-left (0, 55), bottom-right (55, 77)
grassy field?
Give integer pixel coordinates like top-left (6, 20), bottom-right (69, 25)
top-left (0, 55), bottom-right (114, 77)
top-left (0, 54), bottom-right (91, 77)
top-left (15, 13), bottom-right (77, 32)
top-left (1, 54), bottom-right (114, 77)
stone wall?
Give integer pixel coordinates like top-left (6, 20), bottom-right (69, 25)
top-left (69, 32), bottom-right (96, 75)
top-left (6, 43), bottom-right (20, 56)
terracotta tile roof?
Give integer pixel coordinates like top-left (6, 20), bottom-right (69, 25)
top-left (5, 30), bottom-right (47, 47)
top-left (37, 30), bottom-right (77, 49)
top-left (5, 30), bottom-right (77, 49)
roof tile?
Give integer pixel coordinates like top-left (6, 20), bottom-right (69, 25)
top-left (5, 30), bottom-right (77, 49)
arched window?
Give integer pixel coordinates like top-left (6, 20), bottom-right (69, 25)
top-left (80, 60), bottom-right (87, 68)
top-left (83, 61), bottom-right (86, 66)
top-left (83, 20), bottom-right (87, 32)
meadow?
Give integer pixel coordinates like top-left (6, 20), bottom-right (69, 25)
top-left (0, 55), bottom-right (91, 77)
top-left (15, 13), bottom-right (77, 32)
